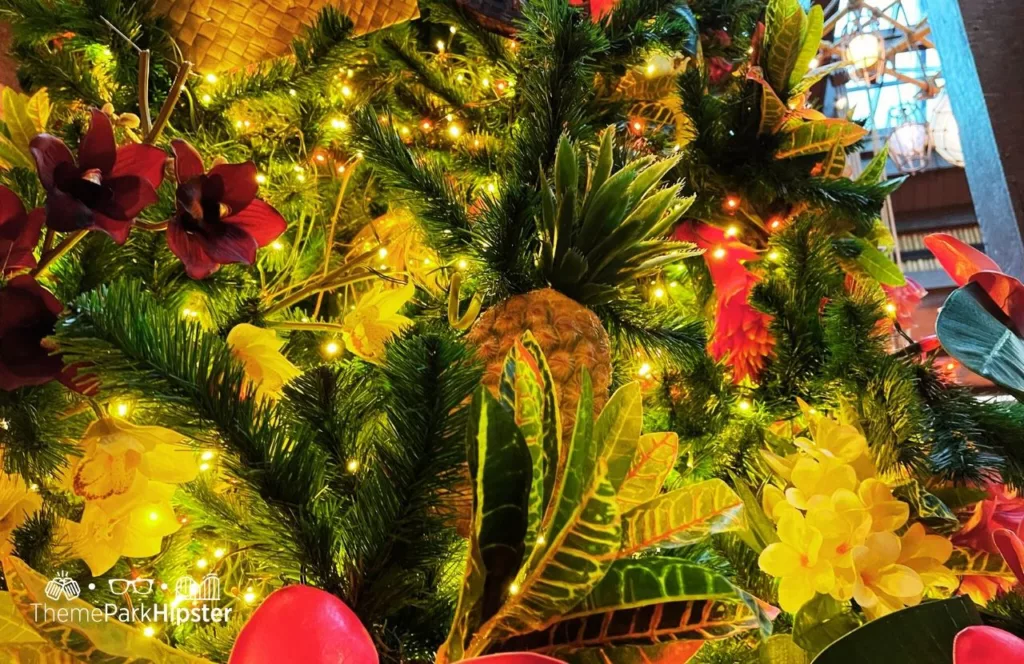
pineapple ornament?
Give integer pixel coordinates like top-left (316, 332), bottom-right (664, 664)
top-left (456, 128), bottom-right (699, 434)
top-left (152, 0), bottom-right (421, 73)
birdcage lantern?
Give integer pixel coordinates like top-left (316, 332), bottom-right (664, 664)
top-left (888, 104), bottom-right (932, 173)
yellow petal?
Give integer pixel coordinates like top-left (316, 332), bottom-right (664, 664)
top-left (810, 561), bottom-right (836, 593)
top-left (865, 531), bottom-right (902, 566)
top-left (759, 542), bottom-right (801, 577)
top-left (139, 443), bottom-right (201, 484)
top-left (778, 575), bottom-right (816, 613)
top-left (875, 564), bottom-right (923, 599)
top-left (777, 511), bottom-right (809, 547)
top-left (121, 501), bottom-right (181, 558)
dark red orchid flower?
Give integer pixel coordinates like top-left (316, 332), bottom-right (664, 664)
top-left (167, 140), bottom-right (286, 280)
top-left (29, 108), bottom-right (165, 244)
top-left (0, 185), bottom-right (44, 274)
top-left (0, 275), bottom-right (65, 391)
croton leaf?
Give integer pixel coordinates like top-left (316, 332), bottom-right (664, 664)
top-left (496, 559), bottom-right (761, 653)
top-left (470, 373), bottom-right (623, 652)
top-left (594, 382), bottom-right (643, 493)
top-left (763, 0), bottom-right (806, 93)
top-left (0, 87), bottom-right (50, 169)
top-left (947, 548), bottom-right (1016, 580)
top-left (820, 140), bottom-right (846, 179)
top-left (892, 480), bottom-right (959, 535)
top-left (776, 120), bottom-right (867, 160)
top-left (789, 4), bottom-right (824, 90)
top-left (500, 333), bottom-right (561, 548)
top-left (552, 641), bottom-right (704, 664)
top-left (440, 388), bottom-right (533, 662)
top-left (935, 283), bottom-right (1024, 400)
top-left (616, 479), bottom-right (745, 558)
top-left (811, 596), bottom-right (981, 664)
top-left (834, 234), bottom-right (905, 286)
top-left (856, 143), bottom-right (891, 185)
top-left (793, 594), bottom-right (861, 657)
top-left (924, 233), bottom-right (1001, 287)
top-left (616, 432), bottom-right (678, 513)
top-left (2, 557), bottom-right (210, 663)
top-left (790, 62), bottom-right (844, 98)
top-left (748, 67), bottom-right (789, 135)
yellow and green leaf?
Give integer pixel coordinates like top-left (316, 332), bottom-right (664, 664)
top-left (763, 0), bottom-right (805, 93)
top-left (776, 119), bottom-right (867, 160)
top-left (616, 479), bottom-right (745, 558)
top-left (470, 373), bottom-right (623, 651)
top-left (439, 388), bottom-right (533, 663)
top-left (499, 333), bottom-right (561, 548)
top-left (857, 143), bottom-right (891, 184)
top-left (948, 548), bottom-right (1016, 578)
top-left (788, 5), bottom-right (824, 90)
top-left (748, 67), bottom-right (790, 135)
top-left (821, 140), bottom-right (847, 179)
top-left (2, 557), bottom-right (210, 663)
top-left (594, 382), bottom-right (643, 493)
top-left (616, 432), bottom-right (678, 513)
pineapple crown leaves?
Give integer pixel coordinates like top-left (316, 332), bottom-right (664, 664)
top-left (439, 333), bottom-right (764, 662)
top-left (538, 127), bottom-right (701, 306)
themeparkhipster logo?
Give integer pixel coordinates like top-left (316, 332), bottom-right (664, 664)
top-left (33, 571), bottom-right (233, 626)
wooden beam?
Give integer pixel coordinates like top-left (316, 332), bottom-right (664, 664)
top-left (929, 1), bottom-right (1024, 278)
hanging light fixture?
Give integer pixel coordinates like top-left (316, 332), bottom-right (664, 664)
top-left (888, 104), bottom-right (932, 173)
top-left (844, 31), bottom-right (886, 82)
top-left (929, 90), bottom-right (964, 167)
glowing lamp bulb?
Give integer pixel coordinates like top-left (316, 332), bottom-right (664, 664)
top-left (768, 250), bottom-right (780, 261)
top-left (738, 399), bottom-right (751, 411)
top-left (712, 247), bottom-right (727, 260)
top-left (341, 85), bottom-right (353, 97)
top-left (653, 287), bottom-right (665, 299)
top-left (508, 582), bottom-right (521, 596)
top-left (946, 362), bottom-right (956, 371)
top-left (271, 240), bottom-right (284, 250)
top-left (243, 590), bottom-right (257, 604)
top-left (201, 450), bottom-right (215, 461)
top-left (724, 225), bottom-right (739, 238)
top-left (214, 547), bottom-right (225, 559)
top-left (421, 119), bottom-right (433, 131)
top-left (149, 511), bottom-right (159, 521)
top-left (196, 558), bottom-right (209, 570)
top-left (724, 196), bottom-right (740, 210)
top-left (638, 362), bottom-right (652, 378)
top-left (884, 302), bottom-right (897, 315)
top-left (346, 458), bottom-right (360, 473)
top-left (481, 77), bottom-right (490, 87)
top-left (331, 117), bottom-right (349, 130)
top-left (114, 402), bottom-right (130, 417)
top-left (323, 341), bottom-right (341, 356)
top-left (201, 94), bottom-right (212, 104)
top-left (205, 73), bottom-right (217, 84)
top-left (457, 258), bottom-right (469, 270)
top-left (770, 218), bottom-right (782, 230)
top-left (436, 40), bottom-right (445, 52)
top-left (143, 626), bottom-right (155, 638)
top-left (448, 123), bottom-right (462, 138)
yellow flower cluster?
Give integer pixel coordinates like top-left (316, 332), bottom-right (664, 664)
top-left (758, 402), bottom-right (956, 616)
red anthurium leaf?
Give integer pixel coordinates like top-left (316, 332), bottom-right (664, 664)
top-left (170, 139), bottom-right (205, 183)
top-left (993, 528), bottom-right (1024, 586)
top-left (78, 108), bottom-right (117, 174)
top-left (954, 626), bottom-right (1024, 663)
top-left (113, 143), bottom-right (167, 190)
top-left (464, 656), bottom-right (565, 664)
top-left (924, 233), bottom-right (1001, 286)
top-left (968, 271), bottom-right (1024, 337)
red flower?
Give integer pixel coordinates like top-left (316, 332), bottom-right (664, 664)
top-left (882, 276), bottom-right (927, 327)
top-left (0, 185), bottom-right (44, 274)
top-left (0, 275), bottom-right (65, 391)
top-left (708, 56), bottom-right (735, 86)
top-left (709, 271), bottom-right (775, 383)
top-left (953, 484), bottom-right (1024, 554)
top-left (167, 140), bottom-right (286, 279)
top-left (954, 626), bottom-right (1024, 663)
top-left (29, 109), bottom-right (165, 244)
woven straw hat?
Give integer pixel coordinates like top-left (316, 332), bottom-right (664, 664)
top-left (153, 0), bottom-right (420, 73)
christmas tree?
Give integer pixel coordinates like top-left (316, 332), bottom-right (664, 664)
top-left (0, 0), bottom-right (1022, 662)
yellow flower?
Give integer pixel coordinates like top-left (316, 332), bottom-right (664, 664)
top-left (836, 531), bottom-right (923, 617)
top-left (60, 417), bottom-right (199, 575)
top-left (0, 464), bottom-right (41, 557)
top-left (858, 479), bottom-right (909, 532)
top-left (227, 323), bottom-right (301, 401)
top-left (762, 484), bottom-right (797, 521)
top-left (806, 490), bottom-right (871, 568)
top-left (62, 483), bottom-right (182, 576)
top-left (347, 210), bottom-right (441, 292)
top-left (759, 511), bottom-right (836, 613)
top-left (797, 399), bottom-right (876, 479)
top-left (785, 457), bottom-right (857, 511)
top-left (761, 449), bottom-right (799, 483)
top-left (898, 523), bottom-right (956, 596)
top-left (342, 282), bottom-right (415, 363)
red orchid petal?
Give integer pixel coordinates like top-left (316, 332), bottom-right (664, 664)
top-left (0, 276), bottom-right (64, 391)
top-left (993, 528), bottom-right (1024, 586)
top-left (206, 162), bottom-right (258, 213)
top-left (104, 176), bottom-right (159, 219)
top-left (45, 188), bottom-right (94, 233)
top-left (924, 233), bottom-right (1001, 286)
top-left (170, 139), bottom-right (205, 183)
top-left (90, 212), bottom-right (133, 244)
top-left (0, 208), bottom-right (44, 274)
top-left (112, 143), bottom-right (167, 190)
top-left (199, 223), bottom-right (258, 265)
top-left (79, 109), bottom-right (117, 174)
top-left (225, 200), bottom-right (287, 247)
top-left (967, 271), bottom-right (1024, 336)
top-left (166, 221), bottom-right (220, 280)
top-left (954, 626), bottom-right (1024, 663)
top-left (29, 134), bottom-right (75, 190)
top-left (0, 185), bottom-right (26, 225)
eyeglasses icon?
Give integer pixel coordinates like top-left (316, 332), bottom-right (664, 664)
top-left (108, 578), bottom-right (155, 595)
